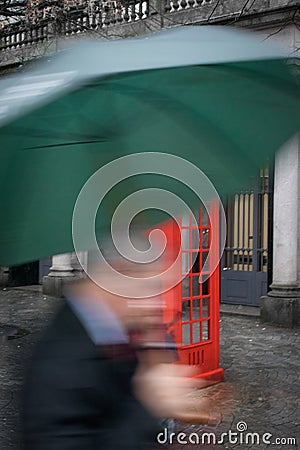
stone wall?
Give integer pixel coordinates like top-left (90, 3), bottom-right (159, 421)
top-left (0, 0), bottom-right (299, 70)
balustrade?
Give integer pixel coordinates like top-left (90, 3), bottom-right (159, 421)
top-left (0, 0), bottom-right (213, 51)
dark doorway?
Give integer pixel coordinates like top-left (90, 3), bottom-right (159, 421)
top-left (39, 258), bottom-right (52, 284)
top-left (8, 261), bottom-right (39, 287)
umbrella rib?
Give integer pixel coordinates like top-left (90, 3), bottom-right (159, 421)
top-left (23, 139), bottom-right (107, 150)
top-left (215, 60), bottom-right (300, 99)
top-left (7, 61), bottom-right (300, 157)
top-left (105, 61), bottom-right (298, 166)
top-left (18, 66), bottom-right (267, 170)
top-left (103, 73), bottom-right (256, 169)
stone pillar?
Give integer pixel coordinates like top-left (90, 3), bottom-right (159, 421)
top-left (71, 251), bottom-right (88, 279)
top-left (261, 135), bottom-right (300, 327)
top-left (43, 253), bottom-right (75, 298)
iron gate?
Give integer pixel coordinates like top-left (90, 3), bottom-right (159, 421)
top-left (221, 168), bottom-right (273, 306)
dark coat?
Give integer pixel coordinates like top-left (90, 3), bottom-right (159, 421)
top-left (22, 302), bottom-right (158, 450)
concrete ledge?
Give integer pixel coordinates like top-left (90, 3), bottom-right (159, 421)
top-left (220, 304), bottom-right (260, 317)
top-left (260, 295), bottom-right (300, 327)
top-left (42, 275), bottom-right (74, 298)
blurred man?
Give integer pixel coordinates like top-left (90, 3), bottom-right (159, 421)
top-left (22, 230), bottom-right (207, 450)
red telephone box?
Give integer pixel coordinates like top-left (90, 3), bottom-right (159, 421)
top-left (160, 202), bottom-right (224, 384)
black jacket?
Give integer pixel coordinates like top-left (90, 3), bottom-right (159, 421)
top-left (22, 302), bottom-right (158, 450)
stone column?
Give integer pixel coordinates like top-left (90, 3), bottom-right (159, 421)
top-left (43, 253), bottom-right (75, 297)
top-left (71, 251), bottom-right (88, 279)
top-left (261, 135), bottom-right (300, 327)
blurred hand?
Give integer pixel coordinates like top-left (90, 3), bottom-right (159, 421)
top-left (133, 363), bottom-right (219, 424)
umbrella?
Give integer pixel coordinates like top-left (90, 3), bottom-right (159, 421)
top-left (0, 26), bottom-right (299, 266)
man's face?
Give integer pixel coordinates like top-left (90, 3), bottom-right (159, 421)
top-left (124, 296), bottom-right (165, 331)
top-left (107, 264), bottom-right (166, 331)
top-left (89, 259), bottom-right (166, 332)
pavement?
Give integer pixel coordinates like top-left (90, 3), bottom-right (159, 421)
top-left (0, 287), bottom-right (299, 450)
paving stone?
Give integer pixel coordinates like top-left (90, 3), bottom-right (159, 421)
top-left (0, 288), bottom-right (299, 449)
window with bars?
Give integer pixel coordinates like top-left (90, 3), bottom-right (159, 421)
top-left (180, 210), bottom-right (211, 346)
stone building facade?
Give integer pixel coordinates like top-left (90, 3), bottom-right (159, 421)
top-left (0, 0), bottom-right (300, 326)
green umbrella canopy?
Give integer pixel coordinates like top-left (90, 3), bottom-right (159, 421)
top-left (0, 26), bottom-right (299, 266)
